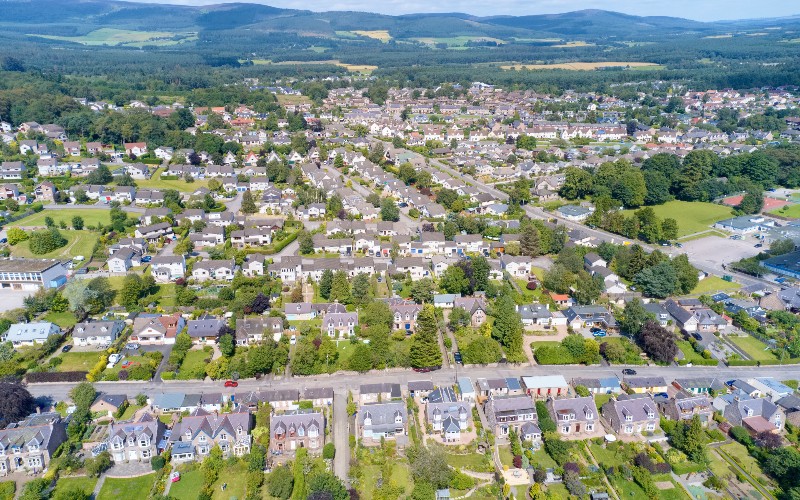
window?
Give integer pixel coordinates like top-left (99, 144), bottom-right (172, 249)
top-left (624, 425), bottom-right (633, 434)
top-left (625, 415), bottom-right (633, 422)
top-left (646, 423), bottom-right (655, 431)
top-left (586, 424), bottom-right (594, 432)
top-left (562, 426), bottom-right (569, 434)
top-left (199, 435), bottom-right (206, 443)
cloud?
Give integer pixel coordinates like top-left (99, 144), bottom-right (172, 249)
top-left (132, 0), bottom-right (798, 21)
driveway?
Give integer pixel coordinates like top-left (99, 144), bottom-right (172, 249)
top-left (332, 390), bottom-right (350, 486)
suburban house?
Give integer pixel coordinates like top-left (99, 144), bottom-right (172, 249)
top-left (130, 314), bottom-right (186, 345)
top-left (624, 377), bottom-right (668, 394)
top-left (322, 312), bottom-right (358, 338)
top-left (0, 412), bottom-right (67, 476)
top-left (3, 322), bottom-right (61, 347)
top-left (186, 317), bottom-right (225, 344)
top-left (722, 398), bottom-right (784, 434)
top-left (359, 383), bottom-right (402, 404)
top-left (359, 402), bottom-right (408, 444)
top-left (90, 394), bottom-right (129, 418)
top-left (556, 205), bottom-right (594, 221)
top-left (169, 407), bottom-right (252, 462)
top-left (107, 248), bottom-right (141, 273)
top-left (426, 401), bottom-right (472, 443)
top-left (389, 302), bottom-right (423, 332)
top-left (658, 394), bottom-right (714, 425)
top-left (235, 317), bottom-right (284, 345)
top-left (572, 377), bottom-right (622, 395)
top-left (453, 296), bottom-right (488, 327)
top-left (72, 320), bottom-right (125, 347)
top-left (664, 299), bottom-right (727, 332)
top-left (547, 396), bottom-right (603, 440)
top-left (191, 259), bottom-right (236, 281)
top-left (270, 411), bottom-right (325, 455)
top-left (601, 394), bottom-right (661, 437)
top-left (107, 413), bottom-right (167, 464)
top-left (458, 377), bottom-right (476, 402)
top-left (303, 387), bottom-right (334, 407)
top-left (150, 256), bottom-right (186, 283)
top-left (564, 306), bottom-right (617, 331)
top-left (484, 395), bottom-right (539, 442)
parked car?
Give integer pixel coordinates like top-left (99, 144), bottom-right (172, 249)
top-left (61, 345), bottom-right (72, 353)
top-left (141, 256), bottom-right (152, 263)
top-left (622, 368), bottom-right (637, 376)
top-left (170, 471), bottom-right (180, 483)
top-left (290, 334), bottom-right (297, 345)
top-left (454, 351), bottom-right (462, 364)
top-left (125, 343), bottom-right (140, 350)
top-left (0, 238), bottom-right (7, 244)
top-left (691, 332), bottom-right (703, 341)
top-left (224, 380), bottom-right (238, 388)
top-left (592, 330), bottom-right (607, 338)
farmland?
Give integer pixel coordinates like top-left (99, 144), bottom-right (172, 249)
top-left (502, 61), bottom-right (662, 71)
top-left (30, 28), bottom-right (197, 47)
top-left (351, 30), bottom-right (392, 42)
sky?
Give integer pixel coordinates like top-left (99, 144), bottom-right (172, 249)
top-left (132, 0), bottom-right (799, 21)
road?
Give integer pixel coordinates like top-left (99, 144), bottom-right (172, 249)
top-left (26, 363), bottom-right (800, 403)
top-left (332, 390), bottom-right (350, 486)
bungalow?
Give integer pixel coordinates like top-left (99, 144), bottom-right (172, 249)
top-left (564, 306), bottom-right (617, 330)
top-left (556, 205), bottom-right (594, 221)
top-left (186, 318), bottom-right (225, 344)
top-left (135, 222), bottom-right (173, 241)
top-left (124, 142), bottom-right (148, 156)
top-left (572, 377), bottom-right (623, 395)
top-left (303, 387), bottom-right (334, 407)
top-left (624, 377), bottom-right (668, 394)
top-left (360, 402), bottom-right (408, 444)
top-left (3, 322), bottom-right (61, 347)
top-left (359, 383), bottom-right (402, 404)
top-left (91, 394), bottom-right (129, 419)
top-left (72, 320), bottom-right (125, 347)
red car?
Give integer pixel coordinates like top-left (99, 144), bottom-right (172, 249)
top-left (224, 380), bottom-right (238, 388)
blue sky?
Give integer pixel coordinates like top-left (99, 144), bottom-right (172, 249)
top-left (136, 0), bottom-right (798, 21)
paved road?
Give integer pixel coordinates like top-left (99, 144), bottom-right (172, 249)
top-left (26, 363), bottom-right (800, 403)
top-left (332, 390), bottom-right (350, 486)
top-left (224, 192), bottom-right (243, 214)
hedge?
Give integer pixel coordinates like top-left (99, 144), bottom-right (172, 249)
top-left (533, 345), bottom-right (575, 365)
top-left (26, 371), bottom-right (88, 383)
top-left (727, 358), bottom-right (800, 366)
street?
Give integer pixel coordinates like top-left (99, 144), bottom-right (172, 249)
top-left (26, 362), bottom-right (798, 403)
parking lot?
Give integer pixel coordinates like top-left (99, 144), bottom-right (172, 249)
top-left (0, 288), bottom-right (34, 312)
top-left (679, 235), bottom-right (761, 273)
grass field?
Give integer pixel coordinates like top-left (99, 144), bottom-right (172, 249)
top-left (249, 58), bottom-right (377, 74)
top-left (502, 61), bottom-right (662, 71)
top-left (552, 41), bottom-right (596, 47)
top-left (10, 209), bottom-right (111, 228)
top-left (770, 203), bottom-right (800, 219)
top-left (691, 275), bottom-right (741, 294)
top-left (729, 335), bottom-right (778, 361)
top-left (133, 168), bottom-right (210, 192)
top-left (276, 94), bottom-right (313, 106)
top-left (360, 462), bottom-right (412, 500)
top-left (10, 230), bottom-right (98, 260)
top-left (43, 311), bottom-right (78, 328)
top-left (351, 30), bottom-right (391, 42)
top-left (53, 476), bottom-right (98, 498)
top-left (31, 28), bottom-right (196, 47)
top-left (57, 351), bottom-right (103, 372)
top-left (97, 474), bottom-right (156, 500)
top-left (622, 201), bottom-right (734, 238)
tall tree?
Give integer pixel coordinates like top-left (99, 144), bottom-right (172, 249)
top-left (329, 270), bottom-right (351, 304)
top-left (409, 305), bottom-right (442, 369)
top-left (492, 295), bottom-right (523, 358)
top-left (520, 223), bottom-right (541, 257)
top-left (241, 190), bottom-right (257, 214)
top-left (619, 298), bottom-right (651, 336)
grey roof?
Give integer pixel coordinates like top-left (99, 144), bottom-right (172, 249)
top-left (303, 387), bottom-right (334, 400)
top-left (624, 376), bottom-right (667, 389)
top-left (73, 320), bottom-right (124, 339)
top-left (487, 395), bottom-right (536, 415)
top-left (426, 402), bottom-right (470, 422)
top-left (0, 412), bottom-right (65, 451)
top-left (606, 395), bottom-right (658, 422)
top-left (360, 401), bottom-right (407, 433)
top-left (93, 393), bottom-right (127, 409)
top-left (408, 380), bottom-right (435, 392)
top-left (428, 386), bottom-right (457, 404)
top-left (153, 393), bottom-right (185, 410)
top-left (186, 318), bottom-right (225, 338)
top-left (360, 383), bottom-right (402, 398)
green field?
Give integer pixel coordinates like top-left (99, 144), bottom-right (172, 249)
top-left (57, 351), bottom-right (103, 372)
top-left (133, 167), bottom-right (210, 192)
top-left (43, 311), bottom-right (78, 328)
top-left (445, 451), bottom-right (493, 471)
top-left (621, 201), bottom-right (733, 238)
top-left (10, 209), bottom-right (111, 228)
top-left (31, 28), bottom-right (197, 47)
top-left (729, 335), bottom-right (778, 361)
top-left (770, 203), bottom-right (800, 219)
top-left (691, 275), bottom-right (741, 295)
top-left (52, 476), bottom-right (98, 498)
top-left (97, 474), bottom-right (156, 500)
top-left (10, 230), bottom-right (98, 259)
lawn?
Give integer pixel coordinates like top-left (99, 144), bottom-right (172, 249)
top-left (720, 442), bottom-right (770, 483)
top-left (0, 481), bottom-right (13, 500)
top-left (359, 462), bottom-right (413, 500)
top-left (594, 393), bottom-right (613, 410)
top-left (529, 448), bottom-right (557, 469)
top-left (10, 230), bottom-right (98, 259)
top-left (177, 348), bottom-right (211, 380)
top-left (498, 445), bottom-right (513, 467)
top-left (600, 337), bottom-right (646, 365)
top-left (134, 168), bottom-right (210, 192)
top-left (729, 335), bottom-right (778, 362)
top-left (9, 209), bottom-right (111, 228)
top-left (57, 351), bottom-right (103, 372)
top-left (770, 203), bottom-right (800, 219)
top-left (621, 201), bottom-right (733, 238)
top-left (170, 467), bottom-right (204, 500)
top-left (52, 476), bottom-right (98, 498)
top-left (336, 341), bottom-right (357, 369)
top-left (589, 443), bottom-right (625, 468)
top-left (610, 476), bottom-right (649, 500)
top-left (118, 404), bottom-right (144, 420)
top-left (691, 275), bottom-right (741, 295)
top-left (513, 278), bottom-right (544, 303)
top-left (97, 473), bottom-right (156, 500)
top-left (445, 451), bottom-right (493, 472)
top-left (677, 340), bottom-right (707, 363)
top-left (43, 311), bottom-right (78, 328)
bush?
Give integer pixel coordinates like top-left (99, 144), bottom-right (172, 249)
top-left (28, 228), bottom-right (68, 255)
top-left (322, 443), bottom-right (335, 460)
top-left (25, 371), bottom-right (88, 383)
top-left (533, 344), bottom-right (575, 365)
top-left (729, 426), bottom-right (754, 446)
top-left (151, 455), bottom-right (167, 471)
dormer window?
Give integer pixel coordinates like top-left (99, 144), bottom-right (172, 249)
top-left (199, 435), bottom-right (207, 443)
top-left (625, 414), bottom-right (633, 422)
top-left (220, 432), bottom-right (227, 440)
top-left (185, 430), bottom-right (192, 439)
